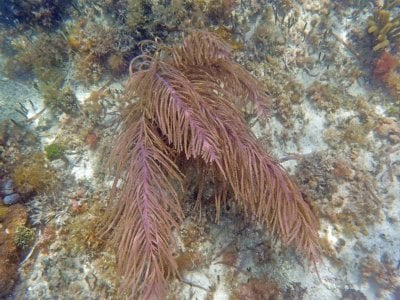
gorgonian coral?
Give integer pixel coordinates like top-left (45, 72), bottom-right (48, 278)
top-left (102, 31), bottom-right (320, 299)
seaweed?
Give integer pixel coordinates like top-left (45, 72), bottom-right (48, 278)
top-left (14, 225), bottom-right (36, 250)
top-left (44, 143), bottom-right (65, 161)
top-left (0, 204), bottom-right (28, 297)
top-left (0, 0), bottom-right (73, 28)
top-left (367, 1), bottom-right (400, 51)
top-left (41, 85), bottom-right (80, 116)
top-left (66, 21), bottom-right (131, 84)
top-left (13, 153), bottom-right (57, 194)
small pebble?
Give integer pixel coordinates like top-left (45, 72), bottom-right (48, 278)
top-left (3, 193), bottom-right (21, 205)
top-left (1, 179), bottom-right (14, 195)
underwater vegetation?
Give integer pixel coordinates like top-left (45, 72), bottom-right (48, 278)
top-left (13, 153), bottom-right (57, 195)
top-left (0, 0), bottom-right (398, 298)
top-left (365, 1), bottom-right (400, 115)
top-left (14, 225), bottom-right (36, 250)
top-left (367, 0), bottom-right (400, 51)
top-left (0, 204), bottom-right (29, 297)
top-left (44, 143), bottom-right (65, 161)
top-left (41, 86), bottom-right (80, 116)
top-left (66, 21), bottom-right (128, 85)
top-left (0, 0), bottom-right (73, 28)
top-left (3, 32), bottom-right (68, 82)
top-left (102, 31), bottom-right (320, 299)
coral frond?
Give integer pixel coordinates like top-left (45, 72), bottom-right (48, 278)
top-left (171, 30), bottom-right (231, 67)
top-left (172, 31), bottom-right (271, 117)
top-left (187, 76), bottom-right (320, 261)
top-left (104, 31), bottom-right (320, 299)
top-left (104, 105), bottom-right (184, 299)
top-left (128, 60), bottom-right (221, 164)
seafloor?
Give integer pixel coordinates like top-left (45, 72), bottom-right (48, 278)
top-left (0, 0), bottom-right (399, 299)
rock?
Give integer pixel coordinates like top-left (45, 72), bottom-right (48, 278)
top-left (341, 288), bottom-right (367, 300)
top-left (2, 193), bottom-right (21, 205)
top-left (1, 179), bottom-right (14, 195)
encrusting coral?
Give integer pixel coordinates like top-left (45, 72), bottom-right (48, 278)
top-left (102, 31), bottom-right (320, 299)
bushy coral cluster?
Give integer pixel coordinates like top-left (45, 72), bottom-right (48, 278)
top-left (0, 0), bottom-right (73, 28)
top-left (4, 33), bottom-right (67, 82)
top-left (370, 50), bottom-right (400, 116)
top-left (366, 2), bottom-right (400, 115)
top-left (67, 22), bottom-right (126, 84)
top-left (13, 153), bottom-right (57, 195)
top-left (44, 143), bottom-right (64, 161)
top-left (0, 204), bottom-right (30, 297)
top-left (367, 1), bottom-right (400, 51)
top-left (360, 255), bottom-right (399, 296)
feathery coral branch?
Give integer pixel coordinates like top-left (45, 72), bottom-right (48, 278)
top-left (103, 31), bottom-right (320, 299)
top-left (104, 105), bottom-right (184, 299)
top-left (128, 59), bottom-right (222, 164)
